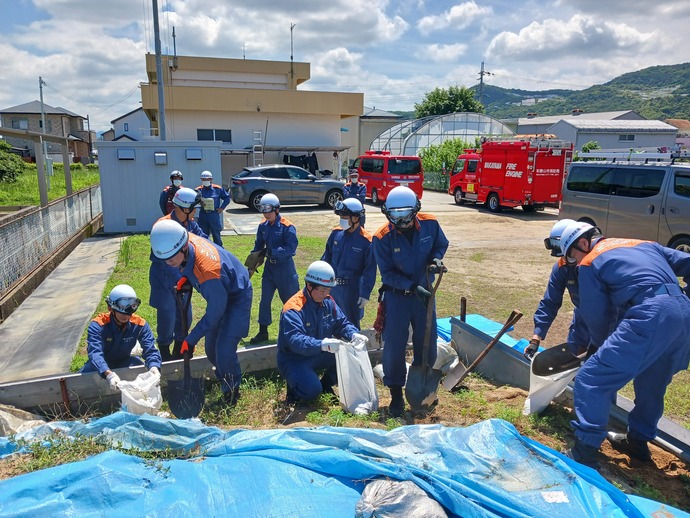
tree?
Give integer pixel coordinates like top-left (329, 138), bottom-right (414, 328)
top-left (414, 86), bottom-right (484, 118)
top-left (0, 140), bottom-right (27, 183)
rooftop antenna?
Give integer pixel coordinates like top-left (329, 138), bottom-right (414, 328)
top-left (171, 26), bottom-right (178, 70)
top-left (290, 23), bottom-right (296, 88)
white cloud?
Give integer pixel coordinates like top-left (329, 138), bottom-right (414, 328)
top-left (417, 1), bottom-right (492, 35)
top-left (415, 43), bottom-right (468, 62)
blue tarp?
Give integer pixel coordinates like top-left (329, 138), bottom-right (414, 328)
top-left (437, 314), bottom-right (531, 353)
top-left (0, 412), bottom-right (685, 517)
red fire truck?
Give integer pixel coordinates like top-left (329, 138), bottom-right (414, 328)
top-left (447, 137), bottom-right (573, 212)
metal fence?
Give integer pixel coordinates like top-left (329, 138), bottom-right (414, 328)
top-left (423, 171), bottom-right (450, 192)
top-left (0, 186), bottom-right (102, 298)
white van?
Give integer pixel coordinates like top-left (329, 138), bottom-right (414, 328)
top-left (559, 153), bottom-right (690, 252)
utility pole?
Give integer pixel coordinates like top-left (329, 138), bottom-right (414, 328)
top-left (290, 23), bottom-right (296, 88)
top-left (39, 76), bottom-right (49, 163)
top-left (478, 62), bottom-right (492, 105)
top-left (152, 0), bottom-right (167, 140)
top-left (86, 114), bottom-right (93, 164)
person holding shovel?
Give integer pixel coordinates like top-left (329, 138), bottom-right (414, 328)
top-left (80, 285), bottom-right (162, 390)
top-left (249, 193), bottom-right (300, 344)
top-left (149, 187), bottom-right (208, 362)
top-left (321, 198), bottom-right (377, 329)
top-left (372, 186), bottom-right (448, 417)
top-left (150, 219), bottom-right (253, 406)
top-left (524, 218), bottom-right (591, 360)
top-left (560, 221), bottom-right (690, 469)
top-left (276, 261), bottom-right (364, 403)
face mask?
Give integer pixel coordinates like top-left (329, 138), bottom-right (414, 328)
top-left (339, 218), bottom-right (350, 229)
top-left (173, 179), bottom-right (182, 187)
top-left (351, 178), bottom-right (358, 184)
top-left (201, 180), bottom-right (211, 187)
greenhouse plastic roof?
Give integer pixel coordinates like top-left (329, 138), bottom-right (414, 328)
top-left (1, 412), bottom-right (685, 517)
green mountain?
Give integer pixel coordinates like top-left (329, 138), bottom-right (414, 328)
top-left (476, 63), bottom-right (690, 121)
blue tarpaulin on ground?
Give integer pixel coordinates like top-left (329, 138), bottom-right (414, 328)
top-left (0, 412), bottom-right (684, 517)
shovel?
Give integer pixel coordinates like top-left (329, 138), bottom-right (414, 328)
top-left (442, 309), bottom-right (523, 391)
top-left (531, 343), bottom-right (585, 376)
top-left (405, 266), bottom-right (445, 411)
top-left (168, 288), bottom-right (205, 419)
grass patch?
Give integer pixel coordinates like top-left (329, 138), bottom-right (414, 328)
top-left (0, 164), bottom-right (100, 205)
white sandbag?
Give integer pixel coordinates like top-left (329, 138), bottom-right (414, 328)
top-left (355, 479), bottom-right (448, 518)
top-left (119, 370), bottom-right (162, 415)
top-left (523, 365), bottom-right (579, 416)
top-left (336, 336), bottom-right (379, 415)
top-left (0, 404), bottom-right (47, 436)
top-left (433, 338), bottom-right (458, 374)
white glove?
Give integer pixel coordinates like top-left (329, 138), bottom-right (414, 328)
top-left (321, 338), bottom-right (341, 353)
top-left (149, 366), bottom-right (160, 377)
top-left (357, 297), bottom-right (369, 309)
top-left (351, 333), bottom-right (369, 351)
top-left (106, 372), bottom-right (121, 390)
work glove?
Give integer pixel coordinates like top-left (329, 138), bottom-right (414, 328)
top-left (149, 366), bottom-right (160, 377)
top-left (357, 297), bottom-right (369, 309)
top-left (106, 372), bottom-right (121, 390)
top-left (176, 276), bottom-right (192, 293)
top-left (428, 258), bottom-right (447, 274)
top-left (414, 285), bottom-right (431, 302)
top-left (351, 333), bottom-right (369, 351)
top-left (524, 338), bottom-right (540, 360)
top-left (180, 339), bottom-right (192, 356)
top-left (321, 338), bottom-right (341, 353)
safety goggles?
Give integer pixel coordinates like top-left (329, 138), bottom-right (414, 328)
top-left (259, 204), bottom-right (277, 213)
top-left (386, 207), bottom-right (415, 226)
top-left (110, 297), bottom-right (141, 315)
top-left (543, 237), bottom-right (562, 257)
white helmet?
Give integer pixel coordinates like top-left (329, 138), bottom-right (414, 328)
top-left (334, 198), bottom-right (365, 217)
top-left (259, 193), bottom-right (280, 213)
top-left (200, 170), bottom-right (213, 180)
top-left (150, 219), bottom-right (189, 260)
top-left (382, 186), bottom-right (420, 228)
top-left (173, 187), bottom-right (200, 209)
top-left (545, 218), bottom-right (575, 257)
top-left (560, 221), bottom-right (595, 259)
top-left (106, 284), bottom-right (141, 315)
top-left (305, 260), bottom-right (336, 287)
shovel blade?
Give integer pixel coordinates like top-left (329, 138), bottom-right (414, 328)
top-left (405, 365), bottom-right (443, 411)
top-left (531, 344), bottom-right (584, 377)
top-left (168, 376), bottom-right (205, 419)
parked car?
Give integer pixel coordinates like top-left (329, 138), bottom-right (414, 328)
top-left (230, 164), bottom-right (344, 211)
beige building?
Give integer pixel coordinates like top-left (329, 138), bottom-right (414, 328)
top-left (139, 54), bottom-right (364, 184)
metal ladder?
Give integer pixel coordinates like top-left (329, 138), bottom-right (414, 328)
top-left (252, 130), bottom-right (263, 166)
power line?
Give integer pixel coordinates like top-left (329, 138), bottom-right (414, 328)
top-left (42, 81), bottom-right (140, 111)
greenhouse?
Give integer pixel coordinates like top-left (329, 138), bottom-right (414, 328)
top-left (370, 112), bottom-right (514, 156)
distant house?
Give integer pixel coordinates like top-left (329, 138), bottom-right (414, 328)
top-left (339, 106), bottom-right (403, 162)
top-left (502, 110), bottom-right (645, 135)
top-left (665, 118), bottom-right (690, 150)
top-left (548, 119), bottom-right (678, 151)
top-left (102, 107), bottom-right (151, 142)
top-left (0, 100), bottom-right (95, 162)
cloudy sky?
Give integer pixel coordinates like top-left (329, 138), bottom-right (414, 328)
top-left (1, 0), bottom-right (688, 131)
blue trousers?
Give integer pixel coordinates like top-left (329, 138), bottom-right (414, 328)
top-left (278, 351), bottom-right (337, 400)
top-left (331, 283), bottom-right (362, 329)
top-left (572, 294), bottom-right (690, 447)
top-left (258, 261), bottom-right (299, 326)
top-left (199, 211), bottom-right (224, 247)
top-left (205, 288), bottom-right (253, 394)
top-left (381, 291), bottom-right (437, 387)
top-left (149, 262), bottom-right (192, 349)
top-left (80, 356), bottom-right (143, 373)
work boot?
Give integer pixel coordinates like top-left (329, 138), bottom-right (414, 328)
top-left (159, 344), bottom-right (172, 362)
top-left (607, 432), bottom-right (652, 461)
top-left (285, 385), bottom-right (299, 405)
top-left (224, 387), bottom-right (241, 407)
top-left (389, 386), bottom-right (405, 418)
top-left (564, 439), bottom-right (600, 470)
top-left (320, 374), bottom-right (336, 396)
top-left (250, 324), bottom-right (269, 345)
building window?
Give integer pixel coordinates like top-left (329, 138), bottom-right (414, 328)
top-left (39, 119), bottom-right (52, 132)
top-left (618, 134), bottom-right (635, 142)
top-left (124, 123), bottom-right (129, 131)
top-left (197, 129), bottom-right (232, 143)
top-left (11, 119), bottom-right (28, 130)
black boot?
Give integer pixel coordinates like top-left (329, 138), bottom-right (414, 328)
top-left (607, 432), bottom-right (652, 461)
top-left (285, 384), bottom-right (299, 405)
top-left (389, 386), bottom-right (405, 417)
top-left (159, 343), bottom-right (172, 362)
top-left (565, 439), bottom-right (600, 469)
top-left (320, 374), bottom-right (336, 396)
top-left (224, 386), bottom-right (241, 407)
top-left (250, 324), bottom-right (269, 345)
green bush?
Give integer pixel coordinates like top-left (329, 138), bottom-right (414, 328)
top-left (420, 138), bottom-right (478, 174)
top-left (0, 140), bottom-right (28, 183)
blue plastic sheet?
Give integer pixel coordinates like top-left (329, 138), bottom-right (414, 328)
top-left (1, 412), bottom-right (685, 517)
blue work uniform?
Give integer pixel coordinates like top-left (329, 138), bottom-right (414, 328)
top-left (178, 234), bottom-right (253, 394)
top-left (159, 184), bottom-right (180, 216)
top-left (277, 289), bottom-right (358, 400)
top-left (573, 238), bottom-right (690, 448)
top-left (196, 183), bottom-right (231, 247)
top-left (372, 213), bottom-right (449, 387)
top-left (342, 182), bottom-right (367, 226)
top-left (252, 214), bottom-right (300, 326)
top-left (80, 313), bottom-right (162, 374)
top-left (148, 213), bottom-right (208, 358)
top-left (533, 258), bottom-right (589, 354)
top-left (321, 225), bottom-right (376, 328)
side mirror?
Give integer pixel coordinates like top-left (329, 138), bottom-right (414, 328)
top-left (307, 174), bottom-right (317, 181)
